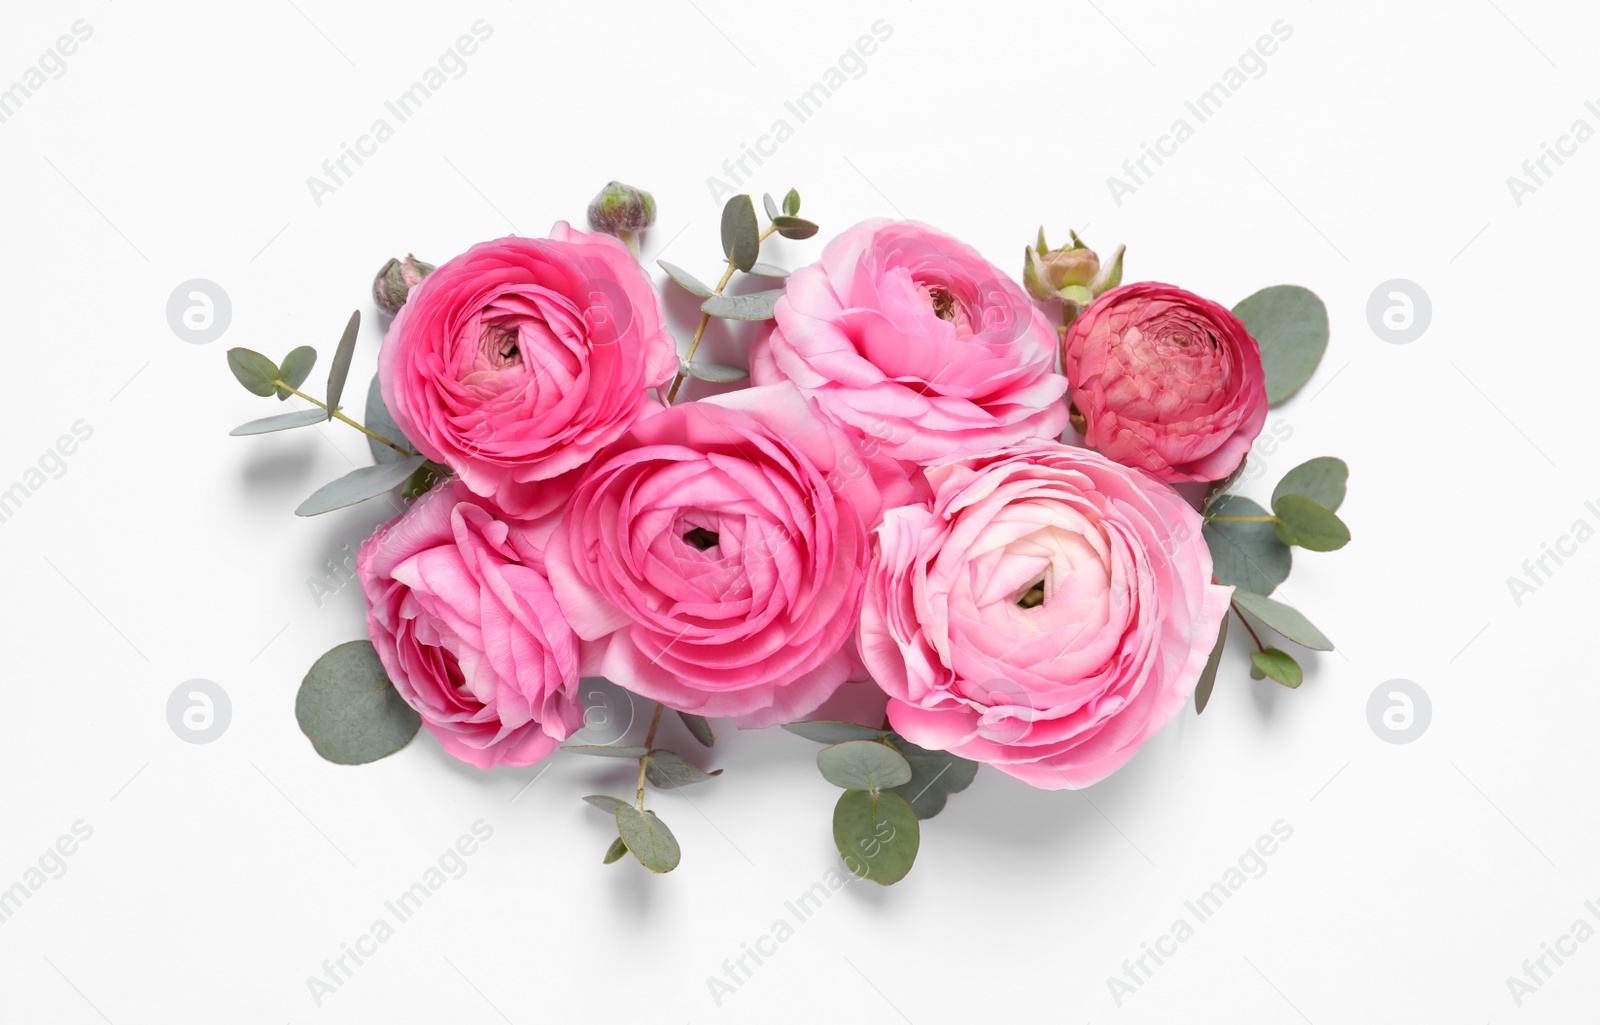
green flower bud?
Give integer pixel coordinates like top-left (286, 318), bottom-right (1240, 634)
top-left (372, 254), bottom-right (436, 316)
top-left (1022, 229), bottom-right (1126, 306)
top-left (587, 181), bottom-right (657, 248)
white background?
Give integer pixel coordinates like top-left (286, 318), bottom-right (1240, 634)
top-left (2, 0), bottom-right (1596, 1021)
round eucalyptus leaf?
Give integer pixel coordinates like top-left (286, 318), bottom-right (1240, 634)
top-left (1272, 456), bottom-right (1348, 512)
top-left (1272, 495), bottom-right (1350, 551)
top-left (1203, 495), bottom-right (1291, 595)
top-left (771, 215), bottom-right (819, 240)
top-left (1232, 590), bottom-right (1333, 651)
top-left (615, 806), bottom-right (681, 873)
top-left (817, 740), bottom-right (912, 791)
top-left (887, 737), bottom-right (978, 819)
top-left (720, 195), bottom-right (760, 272)
top-left (658, 260), bottom-right (714, 298)
top-left (701, 289), bottom-right (784, 321)
top-left (676, 711), bottom-right (715, 748)
top-left (1233, 285), bottom-right (1329, 405)
top-left (564, 745), bottom-right (650, 758)
top-left (227, 347), bottom-right (279, 397)
top-left (294, 455), bottom-right (427, 517)
top-left (1193, 614), bottom-right (1230, 715)
top-left (295, 640), bottom-right (421, 765)
top-left (782, 721), bottom-right (888, 745)
top-left (1251, 647), bottom-right (1303, 688)
top-left (603, 836), bottom-right (628, 865)
top-left (276, 345), bottom-right (318, 400)
top-left (644, 750), bottom-right (722, 789)
top-left (582, 795), bottom-right (629, 813)
top-left (364, 373), bottom-right (414, 464)
top-left (833, 789), bottom-right (919, 885)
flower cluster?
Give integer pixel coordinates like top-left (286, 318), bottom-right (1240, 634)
top-left (227, 184), bottom-right (1346, 882)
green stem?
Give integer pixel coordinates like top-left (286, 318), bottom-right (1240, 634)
top-left (1206, 514), bottom-right (1277, 523)
top-left (276, 381), bottom-right (415, 457)
top-left (635, 703), bottom-right (665, 811)
top-left (663, 224), bottom-right (779, 404)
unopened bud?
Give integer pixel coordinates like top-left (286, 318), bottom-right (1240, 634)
top-left (587, 180), bottom-right (656, 251)
top-left (373, 254), bottom-right (435, 316)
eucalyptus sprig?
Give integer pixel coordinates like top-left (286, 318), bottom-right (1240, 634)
top-left (660, 189), bottom-right (816, 402)
top-left (568, 704), bottom-right (720, 873)
top-left (226, 311), bottom-right (447, 516)
top-left (784, 721), bottom-right (978, 885)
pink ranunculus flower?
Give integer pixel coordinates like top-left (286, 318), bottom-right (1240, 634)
top-left (545, 383), bottom-right (911, 727)
top-left (1061, 282), bottom-right (1268, 483)
top-left (358, 479), bottom-right (583, 768)
top-left (378, 225), bottom-right (677, 519)
top-left (859, 442), bottom-right (1232, 789)
top-left (750, 219), bottom-right (1068, 464)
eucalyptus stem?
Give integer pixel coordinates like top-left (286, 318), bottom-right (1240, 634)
top-left (1232, 604), bottom-right (1267, 652)
top-left (276, 381), bottom-right (415, 456)
top-left (635, 703), bottom-right (665, 811)
top-left (1206, 514), bottom-right (1277, 523)
top-left (663, 224), bottom-right (779, 404)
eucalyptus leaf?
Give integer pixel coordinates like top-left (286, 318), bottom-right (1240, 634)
top-left (782, 188), bottom-right (800, 216)
top-left (1272, 456), bottom-right (1348, 512)
top-left (658, 260), bottom-right (714, 298)
top-left (1251, 647), bottom-right (1303, 688)
top-left (702, 289), bottom-right (784, 321)
top-left (643, 750), bottom-right (722, 789)
top-left (294, 640), bottom-right (421, 765)
top-left (277, 345), bottom-right (317, 401)
top-left (771, 215), bottom-right (819, 240)
top-left (1193, 614), bottom-right (1230, 715)
top-left (400, 463), bottom-right (443, 501)
top-left (564, 745), bottom-right (650, 759)
top-left (762, 193), bottom-right (780, 220)
top-left (230, 407), bottom-right (335, 436)
top-left (783, 721), bottom-right (889, 744)
top-left (364, 373), bottom-right (414, 464)
top-left (721, 194), bottom-right (760, 272)
top-left (1232, 590), bottom-right (1334, 651)
top-left (583, 795), bottom-right (629, 813)
top-left (615, 806), bottom-right (680, 873)
top-left (603, 836), bottom-right (628, 865)
top-left (833, 789), bottom-right (919, 885)
top-left (817, 740), bottom-right (913, 791)
top-left (677, 711), bottom-right (715, 748)
top-left (1272, 495), bottom-right (1351, 552)
top-left (1232, 285), bottom-right (1329, 405)
top-left (683, 362), bottom-right (749, 383)
top-left (227, 347), bottom-right (279, 397)
top-left (747, 262), bottom-right (789, 278)
top-left (324, 310), bottom-right (361, 422)
top-left (1204, 495), bottom-right (1291, 595)
top-left (886, 736), bottom-right (978, 819)
top-left (295, 455), bottom-right (426, 517)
